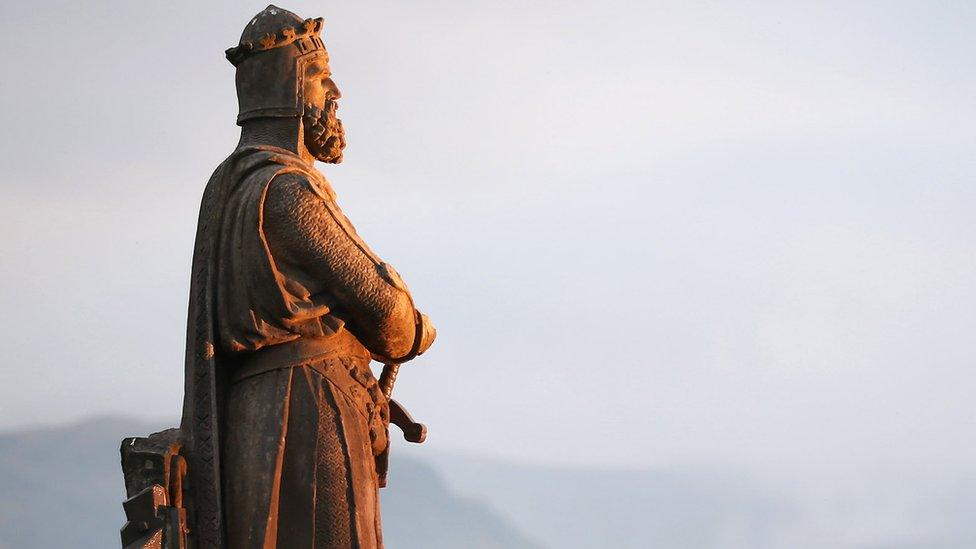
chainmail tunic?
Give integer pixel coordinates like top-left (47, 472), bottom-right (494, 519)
top-left (210, 145), bottom-right (416, 548)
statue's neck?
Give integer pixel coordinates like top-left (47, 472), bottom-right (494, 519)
top-left (238, 117), bottom-right (314, 165)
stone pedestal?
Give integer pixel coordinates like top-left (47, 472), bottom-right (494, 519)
top-left (119, 429), bottom-right (188, 549)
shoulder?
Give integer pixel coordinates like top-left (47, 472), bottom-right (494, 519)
top-left (265, 170), bottom-right (318, 206)
top-left (268, 168), bottom-right (335, 201)
top-left (264, 173), bottom-right (312, 220)
top-left (263, 170), bottom-right (341, 233)
top-left (267, 171), bottom-right (310, 195)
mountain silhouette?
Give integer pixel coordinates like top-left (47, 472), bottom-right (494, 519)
top-left (0, 417), bottom-right (541, 549)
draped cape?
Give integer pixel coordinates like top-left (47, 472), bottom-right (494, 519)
top-left (179, 145), bottom-right (332, 548)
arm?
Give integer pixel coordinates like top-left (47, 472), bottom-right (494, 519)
top-left (262, 172), bottom-right (434, 360)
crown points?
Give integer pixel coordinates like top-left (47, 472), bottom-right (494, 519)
top-left (259, 33), bottom-right (277, 49)
top-left (226, 16), bottom-right (326, 66)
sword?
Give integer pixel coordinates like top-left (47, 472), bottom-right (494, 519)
top-left (379, 363), bottom-right (426, 444)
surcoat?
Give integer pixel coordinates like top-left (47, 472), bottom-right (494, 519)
top-left (180, 145), bottom-right (421, 548)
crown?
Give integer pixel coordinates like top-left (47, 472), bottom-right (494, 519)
top-left (225, 16), bottom-right (325, 66)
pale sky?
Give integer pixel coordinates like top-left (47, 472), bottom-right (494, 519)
top-left (1, 0), bottom-right (974, 484)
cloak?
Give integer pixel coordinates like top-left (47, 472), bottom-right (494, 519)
top-left (179, 145), bottom-right (331, 548)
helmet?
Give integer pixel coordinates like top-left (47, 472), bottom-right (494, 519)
top-left (226, 5), bottom-right (328, 125)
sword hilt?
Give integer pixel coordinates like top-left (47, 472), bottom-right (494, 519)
top-left (378, 363), bottom-right (426, 443)
top-left (379, 363), bottom-right (400, 399)
top-left (389, 398), bottom-right (426, 443)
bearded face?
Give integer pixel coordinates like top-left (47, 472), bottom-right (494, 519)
top-left (302, 99), bottom-right (345, 164)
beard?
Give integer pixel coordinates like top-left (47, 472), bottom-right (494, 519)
top-left (302, 99), bottom-right (346, 163)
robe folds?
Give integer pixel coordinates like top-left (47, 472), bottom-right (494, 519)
top-left (181, 145), bottom-right (411, 548)
top-left (223, 354), bottom-right (386, 548)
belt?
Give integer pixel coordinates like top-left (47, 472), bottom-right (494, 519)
top-left (231, 331), bottom-right (370, 384)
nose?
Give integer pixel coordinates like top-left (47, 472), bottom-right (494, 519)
top-left (325, 78), bottom-right (341, 100)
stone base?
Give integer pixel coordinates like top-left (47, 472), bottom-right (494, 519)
top-left (120, 429), bottom-right (188, 549)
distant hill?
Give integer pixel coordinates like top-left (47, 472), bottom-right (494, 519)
top-left (3, 418), bottom-right (976, 549)
top-left (422, 453), bottom-right (794, 549)
top-left (421, 454), bottom-right (976, 549)
top-left (0, 417), bottom-right (542, 549)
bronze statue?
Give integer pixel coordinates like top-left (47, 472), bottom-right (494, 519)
top-left (120, 6), bottom-right (436, 548)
